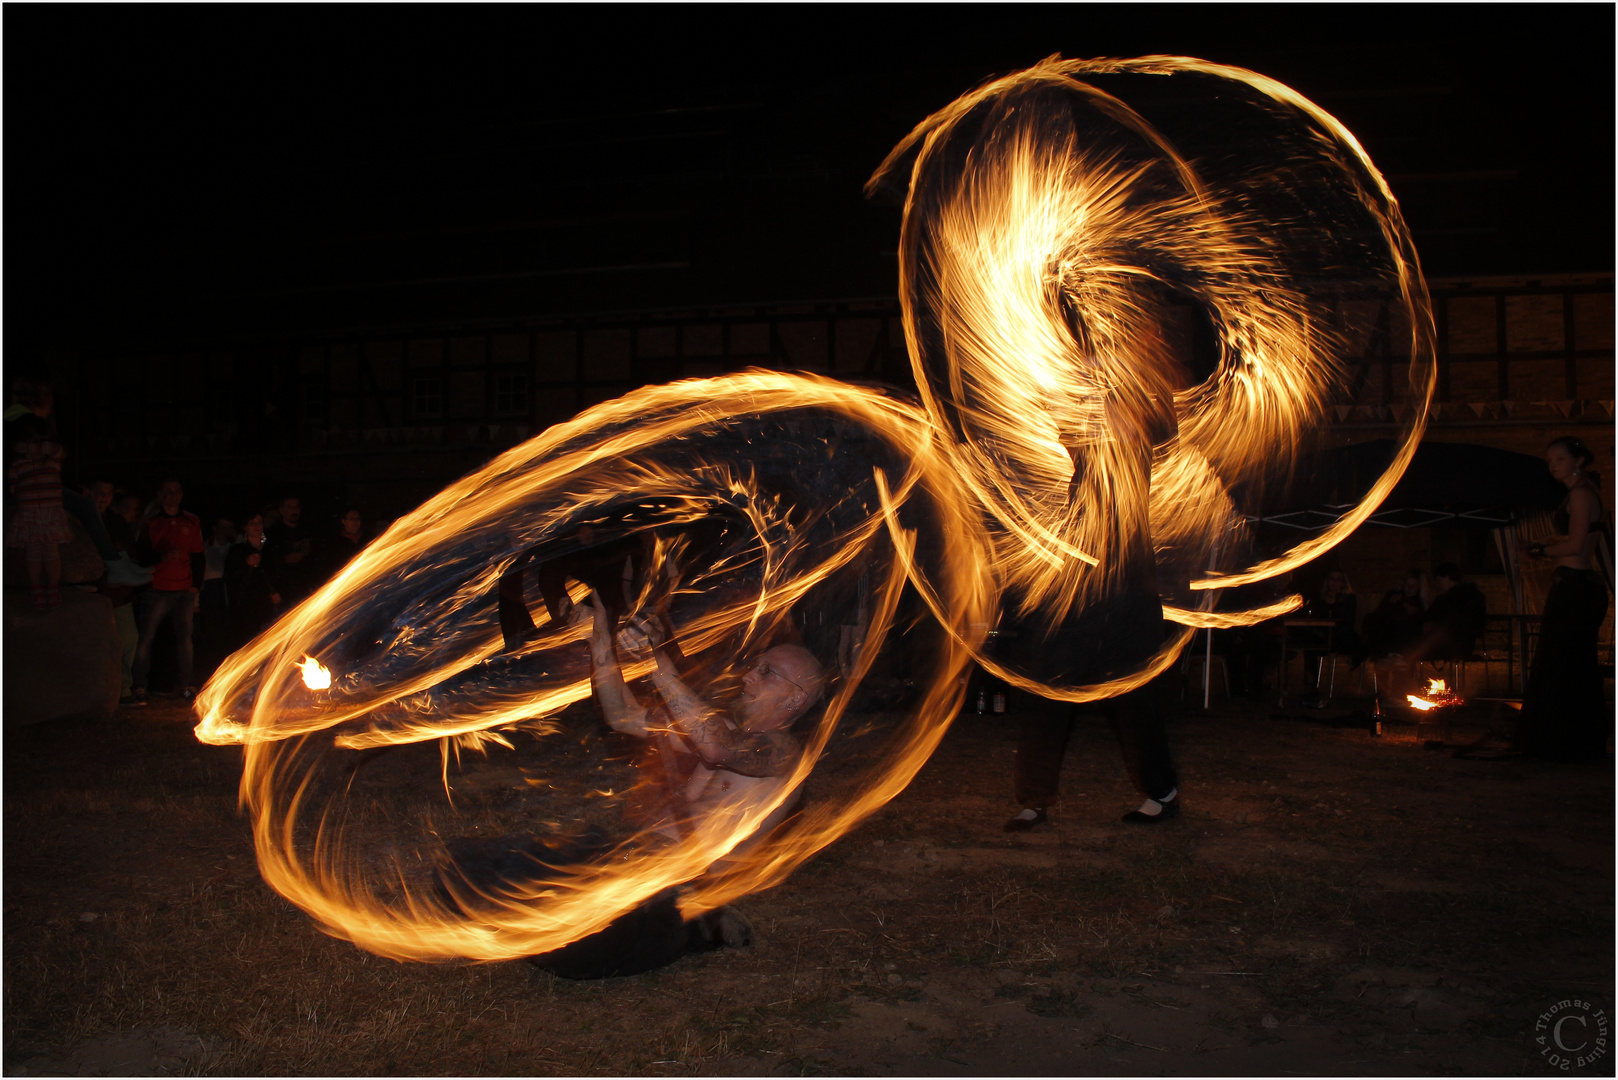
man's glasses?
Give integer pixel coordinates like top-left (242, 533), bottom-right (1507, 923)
top-left (754, 660), bottom-right (804, 693)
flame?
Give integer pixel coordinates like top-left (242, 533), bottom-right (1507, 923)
top-left (192, 55), bottom-right (1430, 964)
top-left (295, 656), bottom-right (332, 691)
top-left (871, 54), bottom-right (1433, 694)
top-left (196, 376), bottom-right (990, 961)
top-left (1408, 677), bottom-right (1454, 711)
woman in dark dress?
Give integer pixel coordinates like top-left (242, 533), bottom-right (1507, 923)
top-left (1518, 436), bottom-right (1609, 761)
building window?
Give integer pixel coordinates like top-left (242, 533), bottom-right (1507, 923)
top-left (494, 373), bottom-right (529, 416)
top-left (411, 376), bottom-right (444, 418)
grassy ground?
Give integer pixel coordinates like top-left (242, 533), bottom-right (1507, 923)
top-left (4, 691), bottom-right (1611, 1076)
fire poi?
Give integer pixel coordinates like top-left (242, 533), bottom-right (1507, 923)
top-left (194, 56), bottom-right (1434, 963)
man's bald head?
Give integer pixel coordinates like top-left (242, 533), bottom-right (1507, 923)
top-left (766, 644), bottom-right (825, 720)
top-left (738, 644), bottom-right (826, 731)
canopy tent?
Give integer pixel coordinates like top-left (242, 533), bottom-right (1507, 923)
top-left (1252, 439), bottom-right (1565, 533)
top-left (1244, 439), bottom-right (1611, 657)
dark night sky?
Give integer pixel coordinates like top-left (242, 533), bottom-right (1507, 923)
top-left (9, 5), bottom-right (1614, 357)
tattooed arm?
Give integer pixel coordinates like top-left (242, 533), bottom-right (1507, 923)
top-left (621, 616), bottom-right (799, 779)
top-left (587, 593), bottom-right (652, 737)
top-left (651, 680), bottom-right (799, 778)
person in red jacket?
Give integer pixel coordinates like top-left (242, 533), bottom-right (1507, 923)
top-left (131, 478), bottom-right (205, 701)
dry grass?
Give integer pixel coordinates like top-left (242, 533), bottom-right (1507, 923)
top-left (4, 695), bottom-right (1613, 1075)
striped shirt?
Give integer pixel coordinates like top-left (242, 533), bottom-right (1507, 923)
top-left (7, 444), bottom-right (63, 509)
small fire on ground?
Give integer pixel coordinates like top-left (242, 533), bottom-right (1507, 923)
top-left (1407, 678), bottom-right (1458, 712)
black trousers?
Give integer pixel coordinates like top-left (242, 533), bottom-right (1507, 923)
top-left (529, 888), bottom-right (721, 980)
top-left (1013, 666), bottom-right (1179, 807)
top-left (438, 832), bottom-right (720, 980)
top-left (1518, 568), bottom-right (1611, 761)
top-left (1008, 583), bottom-right (1179, 807)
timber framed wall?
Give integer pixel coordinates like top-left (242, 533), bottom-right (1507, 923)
top-left (64, 273), bottom-right (1613, 519)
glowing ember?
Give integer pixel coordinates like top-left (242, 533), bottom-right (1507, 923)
top-left (192, 55), bottom-right (1431, 964)
top-left (295, 656), bottom-right (332, 690)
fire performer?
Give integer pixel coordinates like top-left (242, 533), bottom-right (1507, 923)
top-left (1517, 436), bottom-right (1609, 761)
top-left (586, 592), bottom-right (824, 855)
top-left (487, 593), bottom-right (825, 979)
top-left (1005, 373), bottom-right (1184, 831)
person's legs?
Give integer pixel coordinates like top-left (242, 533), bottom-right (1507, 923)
top-left (1522, 570), bottom-right (1611, 760)
top-left (114, 603), bottom-right (139, 698)
top-left (171, 592), bottom-right (196, 691)
top-left (438, 833), bottom-right (713, 979)
top-left (1099, 596), bottom-right (1180, 822)
top-left (1566, 577), bottom-right (1611, 758)
top-left (42, 539), bottom-right (62, 607)
top-left (1013, 695), bottom-right (1073, 809)
top-left (1300, 650), bottom-right (1325, 692)
top-left (24, 541), bottom-right (46, 608)
top-left (530, 889), bottom-right (697, 979)
top-left (132, 590), bottom-right (180, 693)
top-left (1110, 668), bottom-right (1178, 804)
top-left (196, 579), bottom-right (227, 678)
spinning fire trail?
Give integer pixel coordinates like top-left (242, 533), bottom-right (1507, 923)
top-left (195, 56), bottom-right (1434, 963)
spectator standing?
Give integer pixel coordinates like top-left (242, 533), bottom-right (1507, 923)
top-left (88, 478), bottom-right (153, 587)
top-left (224, 512), bottom-right (282, 656)
top-left (102, 490), bottom-right (142, 559)
top-left (5, 381), bottom-right (131, 571)
top-left (102, 490), bottom-right (146, 705)
top-left (1518, 436), bottom-right (1610, 761)
top-left (1219, 575), bottom-right (1290, 699)
top-left (198, 516), bottom-right (238, 677)
top-left (6, 414), bottom-right (73, 609)
top-left (320, 508), bottom-right (367, 581)
top-left (265, 495), bottom-right (317, 608)
top-left (131, 479), bottom-right (205, 701)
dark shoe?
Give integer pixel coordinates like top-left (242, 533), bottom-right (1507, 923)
top-left (1003, 807), bottom-right (1048, 833)
top-left (693, 905), bottom-right (754, 950)
top-left (181, 686), bottom-right (198, 702)
top-left (119, 694), bottom-right (147, 708)
top-left (712, 906), bottom-right (753, 949)
top-left (1122, 796), bottom-right (1181, 825)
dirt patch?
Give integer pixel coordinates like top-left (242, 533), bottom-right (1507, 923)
top-left (4, 696), bottom-right (1612, 1075)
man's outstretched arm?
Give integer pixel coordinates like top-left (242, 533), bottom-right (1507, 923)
top-left (587, 594), bottom-right (652, 737)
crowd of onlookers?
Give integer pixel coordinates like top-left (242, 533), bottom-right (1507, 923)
top-left (1219, 561), bottom-right (1490, 704)
top-left (5, 378), bottom-right (375, 704)
top-left (105, 486), bottom-right (374, 705)
top-left (83, 479), bottom-right (372, 705)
